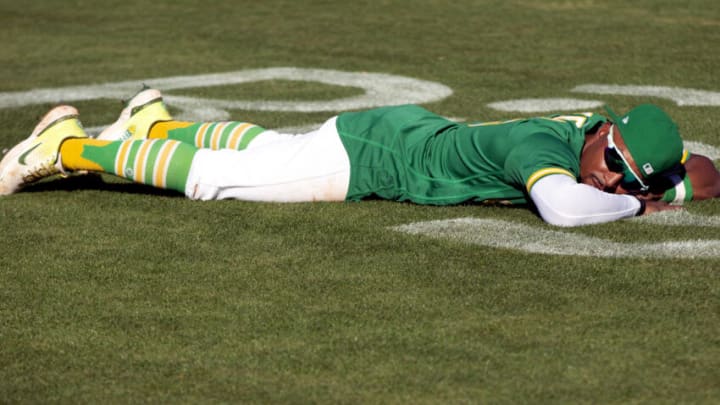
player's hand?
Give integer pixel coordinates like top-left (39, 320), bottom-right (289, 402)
top-left (616, 184), bottom-right (664, 201)
top-left (642, 200), bottom-right (683, 215)
top-left (633, 190), bottom-right (665, 201)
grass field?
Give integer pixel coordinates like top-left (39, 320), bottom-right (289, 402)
top-left (1, 0), bottom-right (720, 403)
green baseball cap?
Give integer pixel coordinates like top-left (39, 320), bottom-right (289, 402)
top-left (604, 104), bottom-right (684, 180)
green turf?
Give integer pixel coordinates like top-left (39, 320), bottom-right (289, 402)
top-left (2, 0), bottom-right (720, 403)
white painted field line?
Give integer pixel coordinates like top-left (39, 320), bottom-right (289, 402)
top-left (488, 84), bottom-right (720, 112)
top-left (631, 210), bottom-right (720, 227)
top-left (487, 98), bottom-right (604, 113)
top-left (683, 141), bottom-right (720, 161)
top-left (572, 84), bottom-right (720, 107)
top-left (0, 67), bottom-right (453, 117)
top-left (392, 216), bottom-right (720, 258)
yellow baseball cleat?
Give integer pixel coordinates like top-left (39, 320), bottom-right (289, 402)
top-left (0, 105), bottom-right (88, 195)
top-left (97, 88), bottom-right (172, 141)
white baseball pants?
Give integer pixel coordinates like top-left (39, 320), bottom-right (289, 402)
top-left (184, 117), bottom-right (351, 202)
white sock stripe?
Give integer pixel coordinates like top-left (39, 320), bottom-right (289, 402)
top-left (153, 141), bottom-right (180, 188)
top-left (225, 122), bottom-right (245, 148)
top-left (113, 144), bottom-right (122, 175)
top-left (133, 139), bottom-right (156, 183)
top-left (230, 123), bottom-right (255, 150)
top-left (227, 123), bottom-right (246, 150)
top-left (195, 123), bottom-right (211, 148)
top-left (136, 139), bottom-right (151, 182)
top-left (673, 181), bottom-right (687, 205)
top-left (211, 122), bottom-right (228, 150)
top-left (151, 141), bottom-right (168, 187)
top-left (114, 140), bottom-right (132, 176)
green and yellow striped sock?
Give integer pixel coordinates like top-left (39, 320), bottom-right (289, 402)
top-left (149, 121), bottom-right (267, 150)
top-left (60, 138), bottom-right (197, 193)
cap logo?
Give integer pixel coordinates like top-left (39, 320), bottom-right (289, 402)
top-left (622, 116), bottom-right (629, 124)
top-left (642, 162), bottom-right (654, 175)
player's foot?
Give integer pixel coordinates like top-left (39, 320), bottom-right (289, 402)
top-left (96, 88), bottom-right (173, 141)
top-left (0, 106), bottom-right (88, 195)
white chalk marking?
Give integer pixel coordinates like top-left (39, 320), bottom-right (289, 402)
top-left (392, 217), bottom-right (720, 258)
top-left (572, 84), bottom-right (720, 106)
top-left (487, 98), bottom-right (604, 113)
top-left (487, 85), bottom-right (720, 112)
top-left (0, 67), bottom-right (453, 123)
top-left (632, 210), bottom-right (720, 227)
top-left (683, 140), bottom-right (720, 161)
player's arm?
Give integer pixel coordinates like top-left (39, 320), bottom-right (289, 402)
top-left (529, 174), bottom-right (678, 227)
top-left (506, 134), bottom-right (678, 226)
top-left (684, 154), bottom-right (720, 200)
top-left (648, 154), bottom-right (720, 204)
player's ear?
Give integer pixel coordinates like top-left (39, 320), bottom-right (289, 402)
top-left (593, 122), bottom-right (612, 138)
top-left (582, 122), bottom-right (610, 152)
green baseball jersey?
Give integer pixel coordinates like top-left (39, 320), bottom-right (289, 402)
top-left (336, 105), bottom-right (606, 205)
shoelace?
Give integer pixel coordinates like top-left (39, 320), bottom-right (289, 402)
top-left (22, 159), bottom-right (58, 183)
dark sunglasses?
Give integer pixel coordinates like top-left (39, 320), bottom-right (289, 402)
top-left (604, 125), bottom-right (649, 192)
top-left (604, 146), bottom-right (686, 193)
top-left (603, 146), bottom-right (645, 191)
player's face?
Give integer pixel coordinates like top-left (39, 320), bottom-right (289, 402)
top-left (579, 123), bottom-right (645, 194)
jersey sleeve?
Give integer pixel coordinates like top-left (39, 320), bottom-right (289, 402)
top-left (658, 150), bottom-right (692, 204)
top-left (503, 133), bottom-right (580, 193)
top-left (660, 171), bottom-right (693, 204)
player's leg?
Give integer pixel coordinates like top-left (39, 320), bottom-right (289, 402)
top-left (147, 120), bottom-right (267, 150)
top-left (1, 104), bottom-right (349, 201)
top-left (64, 116), bottom-right (350, 201)
top-left (93, 88), bottom-right (351, 201)
top-left (0, 104), bottom-right (198, 196)
top-left (185, 116), bottom-right (350, 202)
top-left (2, 94), bottom-right (350, 200)
top-left (98, 88), bottom-right (294, 151)
top-left (60, 138), bottom-right (197, 194)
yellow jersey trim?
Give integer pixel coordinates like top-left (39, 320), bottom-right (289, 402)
top-left (526, 167), bottom-right (575, 192)
top-left (680, 149), bottom-right (690, 164)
